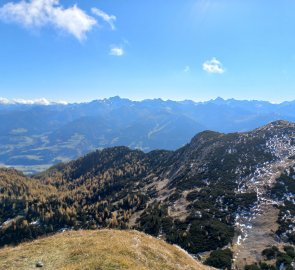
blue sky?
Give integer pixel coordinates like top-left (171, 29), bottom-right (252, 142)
top-left (0, 0), bottom-right (295, 103)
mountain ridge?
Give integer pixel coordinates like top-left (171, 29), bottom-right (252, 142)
top-left (1, 120), bottom-right (295, 269)
top-left (1, 96), bottom-right (293, 106)
top-left (0, 229), bottom-right (210, 270)
top-left (2, 97), bottom-right (295, 173)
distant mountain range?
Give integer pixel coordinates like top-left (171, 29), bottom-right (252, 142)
top-left (1, 96), bottom-right (295, 173)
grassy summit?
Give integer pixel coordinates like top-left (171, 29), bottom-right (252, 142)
top-left (0, 229), bottom-right (208, 270)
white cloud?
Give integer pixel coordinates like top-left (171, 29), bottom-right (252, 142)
top-left (0, 0), bottom-right (98, 40)
top-left (202, 57), bottom-right (225, 74)
top-left (183, 65), bottom-right (190, 73)
top-left (0, 97), bottom-right (68, 105)
top-left (91, 7), bottom-right (116, 30)
top-left (110, 46), bottom-right (124, 56)
top-left (0, 97), bottom-right (10, 104)
top-left (13, 98), bottom-right (51, 105)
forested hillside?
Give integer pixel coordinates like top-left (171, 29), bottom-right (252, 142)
top-left (0, 121), bottom-right (295, 269)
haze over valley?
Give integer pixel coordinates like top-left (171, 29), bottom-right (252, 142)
top-left (2, 96), bottom-right (295, 174)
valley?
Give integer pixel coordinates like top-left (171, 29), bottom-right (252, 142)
top-left (2, 97), bottom-right (295, 173)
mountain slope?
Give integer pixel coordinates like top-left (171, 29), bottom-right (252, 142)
top-left (0, 121), bottom-right (295, 269)
top-left (2, 97), bottom-right (295, 173)
top-left (0, 229), bottom-right (209, 270)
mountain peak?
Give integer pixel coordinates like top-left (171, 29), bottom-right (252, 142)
top-left (258, 120), bottom-right (295, 131)
top-left (268, 120), bottom-right (293, 126)
top-left (190, 130), bottom-right (222, 146)
top-left (215, 96), bottom-right (225, 101)
top-left (207, 97), bottom-right (225, 105)
top-left (108, 95), bottom-right (122, 101)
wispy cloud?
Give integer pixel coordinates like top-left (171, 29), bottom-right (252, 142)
top-left (183, 65), bottom-right (190, 73)
top-left (203, 57), bottom-right (225, 74)
top-left (91, 7), bottom-right (116, 30)
top-left (110, 46), bottom-right (124, 56)
top-left (0, 0), bottom-right (106, 41)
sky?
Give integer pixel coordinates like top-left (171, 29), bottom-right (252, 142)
top-left (0, 0), bottom-right (295, 103)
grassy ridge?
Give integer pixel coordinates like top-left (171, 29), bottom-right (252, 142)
top-left (0, 229), bottom-right (208, 270)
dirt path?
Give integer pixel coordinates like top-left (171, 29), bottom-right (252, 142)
top-left (233, 158), bottom-right (295, 269)
top-left (233, 204), bottom-right (279, 269)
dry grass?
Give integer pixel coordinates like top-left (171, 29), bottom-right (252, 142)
top-left (233, 204), bottom-right (280, 269)
top-left (0, 229), bottom-right (209, 270)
